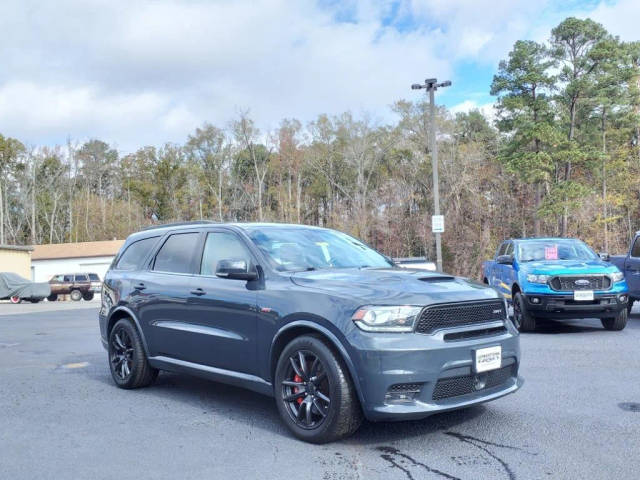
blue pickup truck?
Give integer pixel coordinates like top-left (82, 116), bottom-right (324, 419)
top-left (608, 231), bottom-right (640, 314)
top-left (483, 238), bottom-right (629, 331)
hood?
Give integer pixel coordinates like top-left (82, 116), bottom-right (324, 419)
top-left (518, 259), bottom-right (619, 275)
top-left (289, 267), bottom-right (500, 305)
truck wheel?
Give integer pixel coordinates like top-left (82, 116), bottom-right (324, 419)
top-left (513, 292), bottom-right (536, 331)
top-left (627, 300), bottom-right (634, 316)
top-left (29, 298), bottom-right (41, 304)
top-left (47, 294), bottom-right (58, 302)
top-left (70, 289), bottom-right (82, 301)
top-left (601, 308), bottom-right (628, 331)
top-left (274, 335), bottom-right (362, 443)
top-left (9, 296), bottom-right (20, 304)
top-left (82, 292), bottom-right (94, 301)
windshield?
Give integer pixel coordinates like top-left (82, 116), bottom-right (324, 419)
top-left (247, 227), bottom-right (393, 272)
top-left (517, 240), bottom-right (597, 262)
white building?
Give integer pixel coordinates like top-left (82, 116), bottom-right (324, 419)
top-left (31, 240), bottom-right (124, 282)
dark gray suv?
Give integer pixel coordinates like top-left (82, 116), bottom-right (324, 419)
top-left (99, 222), bottom-right (522, 443)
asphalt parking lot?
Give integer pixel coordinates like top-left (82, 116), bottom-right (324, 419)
top-left (1, 302), bottom-right (639, 480)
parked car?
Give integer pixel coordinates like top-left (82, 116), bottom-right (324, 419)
top-left (607, 231), bottom-right (640, 314)
top-left (100, 221), bottom-right (522, 443)
top-left (394, 257), bottom-right (437, 271)
top-left (483, 238), bottom-right (629, 331)
top-left (48, 273), bottom-right (95, 301)
top-left (0, 272), bottom-right (50, 303)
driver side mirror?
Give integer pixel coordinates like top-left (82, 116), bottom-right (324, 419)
top-left (496, 254), bottom-right (514, 265)
top-left (215, 259), bottom-right (258, 281)
top-left (599, 252), bottom-right (610, 262)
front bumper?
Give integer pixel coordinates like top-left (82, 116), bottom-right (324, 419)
top-left (523, 293), bottom-right (627, 319)
top-left (345, 322), bottom-right (522, 421)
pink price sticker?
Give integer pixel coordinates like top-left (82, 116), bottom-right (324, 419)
top-left (545, 246), bottom-right (558, 260)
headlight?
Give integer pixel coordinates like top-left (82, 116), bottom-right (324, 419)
top-left (526, 274), bottom-right (551, 284)
top-left (352, 305), bottom-right (422, 332)
top-left (611, 271), bottom-right (624, 283)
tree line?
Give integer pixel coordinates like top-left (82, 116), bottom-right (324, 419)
top-left (0, 17), bottom-right (639, 278)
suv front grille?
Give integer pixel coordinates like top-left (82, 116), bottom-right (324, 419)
top-left (432, 364), bottom-right (516, 401)
top-left (415, 300), bottom-right (506, 334)
top-left (549, 275), bottom-right (611, 291)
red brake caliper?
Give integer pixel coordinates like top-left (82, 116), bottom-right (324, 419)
top-left (293, 374), bottom-right (304, 404)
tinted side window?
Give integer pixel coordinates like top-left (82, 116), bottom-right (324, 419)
top-left (88, 273), bottom-right (100, 281)
top-left (631, 237), bottom-right (640, 258)
top-left (63, 275), bottom-right (73, 282)
top-left (497, 242), bottom-right (507, 257)
top-left (75, 274), bottom-right (88, 282)
top-left (115, 237), bottom-right (159, 271)
top-left (200, 232), bottom-right (252, 275)
top-left (153, 233), bottom-right (199, 274)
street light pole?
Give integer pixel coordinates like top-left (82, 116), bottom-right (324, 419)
top-left (411, 78), bottom-right (451, 272)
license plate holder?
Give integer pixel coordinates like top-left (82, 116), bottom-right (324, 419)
top-left (474, 346), bottom-right (501, 373)
top-left (574, 290), bottom-right (594, 301)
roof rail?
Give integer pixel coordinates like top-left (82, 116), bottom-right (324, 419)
top-left (141, 220), bottom-right (217, 231)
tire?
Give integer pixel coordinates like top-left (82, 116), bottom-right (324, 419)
top-left (513, 292), bottom-right (536, 331)
top-left (47, 294), bottom-right (58, 302)
top-left (9, 296), bottom-right (20, 304)
top-left (70, 289), bottom-right (82, 301)
top-left (82, 292), bottom-right (94, 301)
top-left (601, 308), bottom-right (628, 331)
top-left (274, 335), bottom-right (362, 443)
top-left (29, 298), bottom-right (41, 304)
top-left (108, 318), bottom-right (158, 389)
top-left (627, 300), bottom-right (634, 316)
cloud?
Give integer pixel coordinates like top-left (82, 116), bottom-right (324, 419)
top-left (588, 0), bottom-right (640, 40)
top-left (450, 99), bottom-right (496, 121)
top-left (0, 0), bottom-right (637, 152)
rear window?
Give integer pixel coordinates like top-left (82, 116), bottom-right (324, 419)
top-left (88, 273), bottom-right (100, 281)
top-left (115, 236), bottom-right (159, 271)
top-left (75, 274), bottom-right (88, 282)
top-left (152, 233), bottom-right (199, 274)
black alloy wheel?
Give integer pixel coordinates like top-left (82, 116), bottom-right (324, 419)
top-left (281, 350), bottom-right (331, 430)
top-left (512, 297), bottom-right (522, 330)
top-left (108, 318), bottom-right (158, 389)
top-left (110, 327), bottom-right (134, 381)
top-left (274, 335), bottom-right (362, 443)
top-left (513, 292), bottom-right (536, 331)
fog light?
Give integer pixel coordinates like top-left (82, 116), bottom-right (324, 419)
top-left (619, 295), bottom-right (628, 303)
top-left (385, 383), bottom-right (422, 404)
top-left (530, 297), bottom-right (540, 304)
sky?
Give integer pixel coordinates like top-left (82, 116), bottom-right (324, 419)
top-left (1, 0), bottom-right (639, 153)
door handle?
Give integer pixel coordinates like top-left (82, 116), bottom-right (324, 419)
top-left (134, 282), bottom-right (146, 290)
top-left (190, 288), bottom-right (206, 296)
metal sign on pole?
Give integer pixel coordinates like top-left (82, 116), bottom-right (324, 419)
top-left (411, 78), bottom-right (451, 272)
top-left (432, 215), bottom-right (444, 233)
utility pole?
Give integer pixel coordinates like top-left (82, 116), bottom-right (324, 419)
top-left (411, 78), bottom-right (451, 272)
